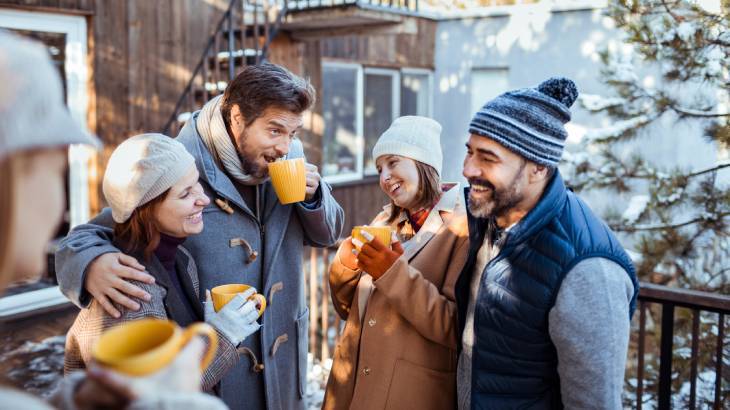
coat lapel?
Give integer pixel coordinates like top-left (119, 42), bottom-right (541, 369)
top-left (358, 183), bottom-right (461, 321)
top-left (402, 183), bottom-right (461, 261)
top-left (175, 248), bottom-right (204, 319)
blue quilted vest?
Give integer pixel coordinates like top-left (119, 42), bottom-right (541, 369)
top-left (455, 172), bottom-right (638, 409)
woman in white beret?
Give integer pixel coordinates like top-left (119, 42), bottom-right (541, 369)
top-left (324, 116), bottom-right (468, 410)
top-left (64, 133), bottom-right (261, 395)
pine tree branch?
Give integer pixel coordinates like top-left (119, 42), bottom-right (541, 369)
top-left (687, 163), bottom-right (730, 178)
top-left (671, 105), bottom-right (730, 118)
top-left (616, 212), bottom-right (730, 232)
top-left (659, 0), bottom-right (683, 23)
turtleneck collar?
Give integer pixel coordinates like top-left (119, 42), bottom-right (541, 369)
top-left (154, 233), bottom-right (186, 273)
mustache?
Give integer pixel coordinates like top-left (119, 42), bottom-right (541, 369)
top-left (468, 178), bottom-right (495, 191)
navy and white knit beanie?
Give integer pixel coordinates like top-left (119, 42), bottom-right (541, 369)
top-left (469, 77), bottom-right (578, 168)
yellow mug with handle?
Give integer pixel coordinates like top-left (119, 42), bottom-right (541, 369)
top-left (92, 318), bottom-right (218, 377)
top-left (211, 284), bottom-right (267, 317)
top-left (351, 225), bottom-right (393, 250)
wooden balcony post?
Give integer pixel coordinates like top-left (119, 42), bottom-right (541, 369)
top-left (658, 303), bottom-right (675, 409)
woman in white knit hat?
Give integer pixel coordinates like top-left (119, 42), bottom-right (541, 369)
top-left (64, 133), bottom-right (262, 397)
top-left (323, 116), bottom-right (468, 410)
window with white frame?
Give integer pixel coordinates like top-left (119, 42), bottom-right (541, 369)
top-left (322, 62), bottom-right (433, 183)
top-left (0, 9), bottom-right (90, 319)
top-left (363, 68), bottom-right (399, 175)
top-left (321, 63), bottom-right (363, 183)
top-left (401, 68), bottom-right (433, 118)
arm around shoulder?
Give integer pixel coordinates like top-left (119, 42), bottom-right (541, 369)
top-left (55, 208), bottom-right (120, 307)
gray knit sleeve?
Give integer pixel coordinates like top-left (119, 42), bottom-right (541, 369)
top-left (548, 257), bottom-right (634, 410)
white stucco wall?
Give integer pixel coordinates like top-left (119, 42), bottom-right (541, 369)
top-left (431, 3), bottom-right (728, 220)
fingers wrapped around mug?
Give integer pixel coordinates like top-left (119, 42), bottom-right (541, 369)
top-left (356, 234), bottom-right (404, 280)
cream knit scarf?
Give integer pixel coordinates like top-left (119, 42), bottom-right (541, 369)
top-left (196, 95), bottom-right (268, 186)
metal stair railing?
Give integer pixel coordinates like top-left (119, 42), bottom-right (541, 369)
top-left (162, 0), bottom-right (288, 136)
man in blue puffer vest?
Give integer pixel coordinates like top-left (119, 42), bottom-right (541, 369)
top-left (456, 77), bottom-right (639, 410)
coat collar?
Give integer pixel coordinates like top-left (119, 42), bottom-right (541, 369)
top-left (400, 182), bottom-right (461, 261)
top-left (178, 113), bottom-right (256, 219)
top-left (112, 239), bottom-right (203, 323)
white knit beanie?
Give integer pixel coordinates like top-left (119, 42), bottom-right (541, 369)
top-left (372, 116), bottom-right (443, 176)
top-left (103, 133), bottom-right (196, 223)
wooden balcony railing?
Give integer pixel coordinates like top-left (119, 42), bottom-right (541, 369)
top-left (636, 283), bottom-right (729, 409)
top-left (303, 246), bottom-right (729, 409)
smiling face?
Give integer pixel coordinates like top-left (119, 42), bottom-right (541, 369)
top-left (153, 166), bottom-right (210, 238)
top-left (228, 106), bottom-right (304, 179)
top-left (463, 134), bottom-right (536, 221)
top-left (376, 154), bottom-right (422, 211)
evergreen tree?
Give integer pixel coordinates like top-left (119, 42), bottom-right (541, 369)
top-left (565, 0), bottom-right (729, 292)
top-left (561, 1), bottom-right (729, 406)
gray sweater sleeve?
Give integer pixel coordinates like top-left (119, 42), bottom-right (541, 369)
top-left (55, 208), bottom-right (120, 308)
top-left (548, 257), bottom-right (635, 410)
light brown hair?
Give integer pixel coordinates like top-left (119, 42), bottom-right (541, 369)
top-left (386, 162), bottom-right (442, 224)
top-left (113, 191), bottom-right (169, 262)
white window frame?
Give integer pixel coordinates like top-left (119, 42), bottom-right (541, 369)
top-left (401, 67), bottom-right (434, 118)
top-left (363, 67), bottom-right (400, 176)
top-left (321, 64), bottom-right (434, 184)
top-left (322, 61), bottom-right (364, 185)
top-left (0, 10), bottom-right (90, 320)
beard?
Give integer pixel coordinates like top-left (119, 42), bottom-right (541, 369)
top-left (234, 128), bottom-right (268, 179)
top-left (467, 163), bottom-right (526, 219)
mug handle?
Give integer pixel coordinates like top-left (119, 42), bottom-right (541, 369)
top-left (250, 294), bottom-right (267, 318)
top-left (182, 322), bottom-right (219, 372)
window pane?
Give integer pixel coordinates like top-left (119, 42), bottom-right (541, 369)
top-left (322, 65), bottom-right (359, 178)
top-left (471, 68), bottom-right (509, 115)
top-left (364, 73), bottom-right (394, 174)
top-left (401, 72), bottom-right (430, 117)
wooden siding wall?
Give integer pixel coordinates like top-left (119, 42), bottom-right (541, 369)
top-left (1, 0), bottom-right (231, 143)
top-left (0, 2), bottom-right (436, 227)
top-left (1, 0), bottom-right (234, 211)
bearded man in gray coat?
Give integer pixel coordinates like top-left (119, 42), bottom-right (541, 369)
top-left (55, 63), bottom-right (345, 410)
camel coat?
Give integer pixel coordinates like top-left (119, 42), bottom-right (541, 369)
top-left (323, 184), bottom-right (468, 410)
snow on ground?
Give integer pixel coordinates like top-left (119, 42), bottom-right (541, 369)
top-left (305, 353), bottom-right (332, 410)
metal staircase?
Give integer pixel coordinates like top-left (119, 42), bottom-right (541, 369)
top-left (162, 0), bottom-right (288, 136)
top-left (162, 0), bottom-right (420, 136)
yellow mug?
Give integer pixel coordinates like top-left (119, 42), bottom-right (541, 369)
top-left (351, 225), bottom-right (393, 250)
top-left (92, 319), bottom-right (218, 377)
top-left (268, 158), bottom-right (306, 204)
top-left (211, 284), bottom-right (267, 317)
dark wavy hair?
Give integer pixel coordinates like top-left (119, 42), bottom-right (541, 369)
top-left (221, 63), bottom-right (315, 127)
